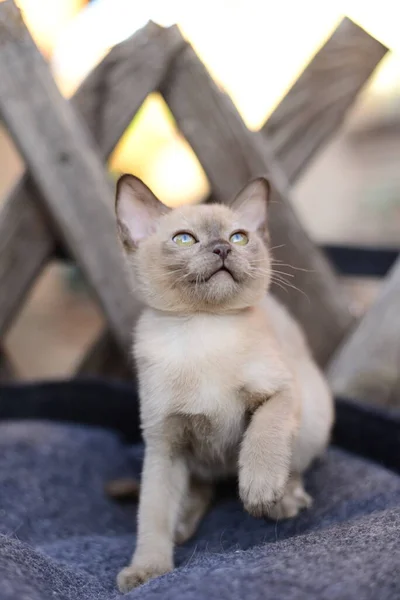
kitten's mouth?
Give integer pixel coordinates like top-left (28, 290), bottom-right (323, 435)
top-left (205, 266), bottom-right (236, 282)
top-left (187, 265), bottom-right (238, 284)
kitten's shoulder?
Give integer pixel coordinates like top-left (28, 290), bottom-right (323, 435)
top-left (261, 294), bottom-right (310, 357)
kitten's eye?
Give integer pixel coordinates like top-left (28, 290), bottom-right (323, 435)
top-left (230, 231), bottom-right (248, 245)
top-left (173, 232), bottom-right (196, 246)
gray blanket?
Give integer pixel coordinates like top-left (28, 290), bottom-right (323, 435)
top-left (0, 381), bottom-right (399, 600)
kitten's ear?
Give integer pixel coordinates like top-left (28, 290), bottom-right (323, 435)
top-left (231, 177), bottom-right (270, 235)
top-left (115, 174), bottom-right (169, 250)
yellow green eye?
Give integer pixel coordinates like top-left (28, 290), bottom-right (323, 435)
top-left (230, 231), bottom-right (248, 245)
top-left (173, 232), bottom-right (196, 246)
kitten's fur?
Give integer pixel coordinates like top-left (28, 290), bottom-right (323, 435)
top-left (115, 175), bottom-right (334, 592)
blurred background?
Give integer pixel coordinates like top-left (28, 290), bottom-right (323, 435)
top-left (1, 0), bottom-right (399, 379)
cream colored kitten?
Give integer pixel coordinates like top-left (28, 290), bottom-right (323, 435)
top-left (115, 175), bottom-right (334, 592)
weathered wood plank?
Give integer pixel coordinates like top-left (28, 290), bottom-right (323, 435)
top-left (0, 349), bottom-right (17, 381)
top-left (78, 20), bottom-right (390, 375)
top-left (161, 39), bottom-right (354, 365)
top-left (328, 258), bottom-right (400, 407)
top-left (78, 331), bottom-right (131, 379)
top-left (0, 18), bottom-right (183, 342)
top-left (262, 17), bottom-right (388, 184)
top-left (0, 1), bottom-right (142, 353)
top-left (0, 14), bottom-right (387, 374)
top-left (389, 373), bottom-right (400, 407)
top-left (0, 180), bottom-right (53, 333)
top-left (74, 22), bottom-right (185, 159)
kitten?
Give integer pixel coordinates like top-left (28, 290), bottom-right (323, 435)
top-left (115, 175), bottom-right (334, 592)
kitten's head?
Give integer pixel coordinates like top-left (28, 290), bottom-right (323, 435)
top-left (115, 175), bottom-right (271, 313)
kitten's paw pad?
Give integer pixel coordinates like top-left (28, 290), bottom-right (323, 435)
top-left (267, 480), bottom-right (313, 520)
top-left (117, 563), bottom-right (172, 592)
top-left (239, 470), bottom-right (288, 518)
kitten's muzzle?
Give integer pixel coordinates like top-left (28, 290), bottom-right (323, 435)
top-left (210, 243), bottom-right (237, 280)
top-left (206, 263), bottom-right (237, 282)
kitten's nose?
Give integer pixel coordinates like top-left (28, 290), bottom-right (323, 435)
top-left (213, 243), bottom-right (231, 261)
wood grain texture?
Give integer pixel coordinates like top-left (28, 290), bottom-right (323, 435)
top-left (74, 22), bottom-right (184, 159)
top-left (0, 179), bottom-right (53, 334)
top-left (328, 258), bottom-right (400, 407)
top-left (161, 40), bottom-right (354, 365)
top-left (0, 1), bottom-right (138, 352)
top-left (0, 14), bottom-right (182, 350)
top-left (262, 17), bottom-right (387, 185)
top-left (0, 17), bottom-right (182, 339)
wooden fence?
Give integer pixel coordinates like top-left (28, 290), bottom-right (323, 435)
top-left (0, 0), bottom-right (397, 406)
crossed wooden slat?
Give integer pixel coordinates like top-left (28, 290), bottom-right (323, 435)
top-left (0, 1), bottom-right (394, 406)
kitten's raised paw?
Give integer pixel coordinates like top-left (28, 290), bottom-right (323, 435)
top-left (117, 562), bottom-right (172, 592)
top-left (239, 467), bottom-right (288, 518)
top-left (267, 476), bottom-right (313, 520)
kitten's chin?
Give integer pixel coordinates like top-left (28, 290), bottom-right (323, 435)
top-left (202, 266), bottom-right (237, 283)
top-left (201, 273), bottom-right (239, 300)
top-left (136, 272), bottom-right (270, 314)
top-left (195, 270), bottom-right (269, 309)
top-left (142, 291), bottom-right (266, 313)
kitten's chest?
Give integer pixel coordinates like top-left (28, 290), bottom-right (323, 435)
top-left (136, 311), bottom-right (262, 477)
top-left (135, 312), bottom-right (249, 416)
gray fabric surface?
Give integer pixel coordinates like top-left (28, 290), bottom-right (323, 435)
top-left (0, 418), bottom-right (399, 600)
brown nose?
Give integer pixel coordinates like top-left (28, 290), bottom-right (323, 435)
top-left (213, 243), bottom-right (231, 261)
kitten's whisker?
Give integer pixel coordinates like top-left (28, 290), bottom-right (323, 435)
top-left (249, 258), bottom-right (309, 275)
top-left (271, 273), bottom-right (293, 285)
top-left (246, 271), bottom-right (259, 280)
top-left (271, 269), bottom-right (295, 278)
top-left (172, 271), bottom-right (193, 285)
top-left (271, 280), bottom-right (288, 294)
top-left (251, 267), bottom-right (295, 281)
top-left (271, 261), bottom-right (312, 273)
top-left (270, 274), bottom-right (288, 285)
top-left (271, 276), bottom-right (311, 303)
top-left (249, 257), bottom-right (275, 263)
top-left (284, 282), bottom-right (310, 303)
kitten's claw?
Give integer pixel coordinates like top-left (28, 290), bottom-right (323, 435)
top-left (117, 561), bottom-right (172, 592)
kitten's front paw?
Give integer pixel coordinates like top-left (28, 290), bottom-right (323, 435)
top-left (117, 560), bottom-right (172, 592)
top-left (239, 464), bottom-right (288, 518)
top-left (267, 479), bottom-right (312, 520)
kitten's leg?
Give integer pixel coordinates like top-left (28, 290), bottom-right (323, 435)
top-left (117, 444), bottom-right (188, 592)
top-left (239, 386), bottom-right (299, 518)
top-left (175, 479), bottom-right (213, 544)
top-left (266, 473), bottom-right (312, 520)
top-left (106, 476), bottom-right (211, 546)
